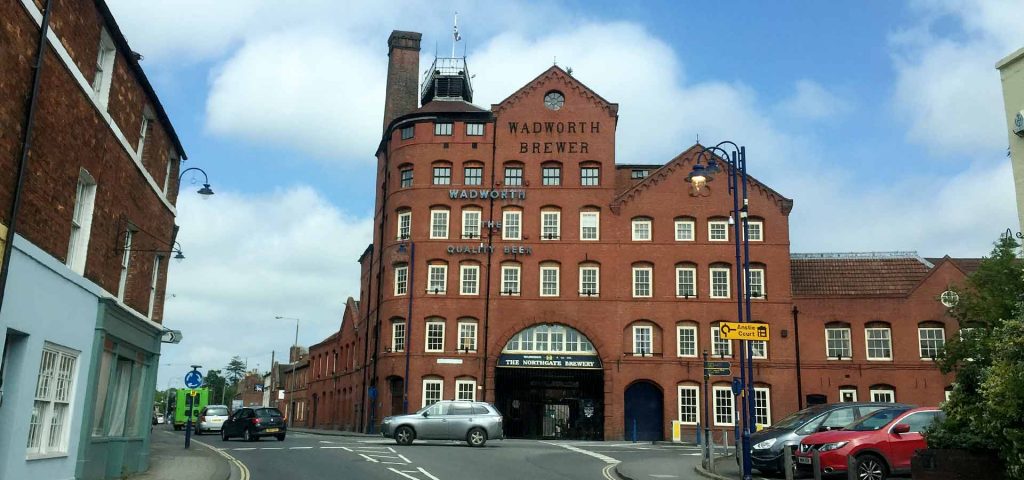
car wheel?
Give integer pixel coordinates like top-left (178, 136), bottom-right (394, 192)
top-left (394, 426), bottom-right (415, 446)
top-left (276, 434), bottom-right (286, 441)
top-left (854, 453), bottom-right (888, 480)
top-left (467, 427), bottom-right (487, 448)
top-left (243, 428), bottom-right (253, 442)
top-left (221, 429), bottom-right (229, 441)
top-left (174, 425), bottom-right (181, 431)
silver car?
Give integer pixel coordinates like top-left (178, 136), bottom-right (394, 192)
top-left (381, 401), bottom-right (503, 447)
top-left (195, 404), bottom-right (230, 435)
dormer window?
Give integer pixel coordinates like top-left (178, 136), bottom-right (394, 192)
top-left (631, 169), bottom-right (649, 179)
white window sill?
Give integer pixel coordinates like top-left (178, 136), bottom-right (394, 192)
top-left (865, 358), bottom-right (893, 362)
top-left (26, 452), bottom-right (69, 461)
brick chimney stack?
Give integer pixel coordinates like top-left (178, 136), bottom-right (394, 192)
top-left (383, 30), bottom-right (422, 131)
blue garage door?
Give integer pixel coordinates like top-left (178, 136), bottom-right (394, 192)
top-left (624, 381), bottom-right (663, 441)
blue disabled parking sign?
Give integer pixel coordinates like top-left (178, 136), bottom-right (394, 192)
top-left (184, 370), bottom-right (203, 389)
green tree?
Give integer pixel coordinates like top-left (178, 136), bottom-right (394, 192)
top-left (203, 369), bottom-right (228, 404)
top-left (927, 234), bottom-right (1024, 475)
top-left (225, 357), bottom-right (246, 384)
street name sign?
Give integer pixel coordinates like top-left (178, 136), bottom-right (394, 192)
top-left (718, 322), bottom-right (770, 341)
top-left (704, 361), bottom-right (731, 377)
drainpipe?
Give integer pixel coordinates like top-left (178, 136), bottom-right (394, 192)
top-left (0, 0), bottom-right (53, 317)
top-left (480, 119), bottom-right (497, 402)
top-left (793, 305), bottom-right (802, 410)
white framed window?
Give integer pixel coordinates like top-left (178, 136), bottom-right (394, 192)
top-left (501, 265), bottom-right (521, 296)
top-left (710, 267), bottom-right (730, 299)
top-left (944, 388), bottom-right (952, 402)
top-left (745, 221), bottom-right (763, 241)
top-left (397, 211), bottom-right (412, 240)
top-left (147, 255), bottom-right (162, 318)
top-left (455, 379), bottom-right (477, 401)
top-left (466, 123), bottom-right (484, 136)
top-left (632, 325), bottom-right (653, 356)
top-left (825, 326), bottom-right (852, 359)
top-left (433, 166), bottom-right (452, 185)
top-left (504, 166), bottom-right (523, 186)
top-left (713, 386), bottom-right (735, 426)
top-left (678, 386), bottom-right (699, 425)
top-left (503, 210), bottom-right (522, 240)
top-left (708, 220), bottom-right (729, 241)
top-left (422, 379), bottom-right (443, 407)
top-left (458, 322), bottom-right (477, 352)
top-left (839, 388), bottom-right (857, 402)
top-left (27, 343), bottom-right (78, 457)
top-left (631, 218), bottom-right (652, 241)
top-left (751, 338), bottom-right (767, 359)
top-left (462, 209), bottom-right (481, 239)
top-left (163, 154), bottom-right (175, 195)
top-left (464, 166), bottom-right (483, 186)
top-left (67, 169), bottom-right (97, 274)
top-left (580, 166), bottom-right (600, 186)
top-left (675, 219), bottom-right (695, 241)
top-left (392, 322), bottom-right (406, 352)
top-left (632, 267), bottom-right (652, 298)
top-left (677, 325), bottom-right (698, 357)
top-left (541, 210), bottom-right (561, 240)
top-left (427, 265), bottom-right (447, 294)
top-left (870, 387), bottom-right (895, 403)
top-left (394, 265), bottom-right (409, 296)
top-left (92, 28), bottom-right (116, 109)
top-left (747, 269), bottom-right (765, 299)
top-left (919, 326), bottom-right (946, 359)
top-left (430, 209), bottom-right (449, 239)
top-left (459, 265), bottom-right (479, 295)
top-left (580, 211), bottom-right (599, 241)
top-left (136, 116), bottom-right (152, 162)
top-left (754, 387), bottom-right (771, 427)
top-left (117, 229), bottom-right (134, 301)
top-left (676, 267), bottom-right (696, 298)
top-left (540, 265), bottom-right (560, 297)
top-left (865, 327), bottom-right (893, 360)
top-left (579, 266), bottom-right (600, 297)
top-left (434, 122), bottom-right (453, 136)
top-left (712, 324), bottom-right (732, 357)
top-left (425, 322), bottom-right (445, 352)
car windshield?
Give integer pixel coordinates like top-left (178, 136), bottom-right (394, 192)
top-left (255, 408), bottom-right (283, 418)
top-left (843, 407), bottom-right (910, 431)
top-left (772, 407), bottom-right (824, 430)
top-left (207, 407), bottom-right (228, 416)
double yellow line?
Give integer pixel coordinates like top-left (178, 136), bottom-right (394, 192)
top-left (193, 437), bottom-right (251, 480)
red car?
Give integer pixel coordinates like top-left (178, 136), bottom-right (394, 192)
top-left (795, 406), bottom-right (943, 479)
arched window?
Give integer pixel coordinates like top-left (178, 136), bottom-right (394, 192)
top-left (503, 161), bottom-right (524, 186)
top-left (432, 161), bottom-right (452, 185)
top-left (676, 321), bottom-right (699, 357)
top-left (462, 161), bottom-right (484, 186)
top-left (632, 261), bottom-right (654, 298)
top-left (540, 206), bottom-right (561, 240)
top-left (918, 321), bottom-right (946, 359)
top-left (503, 324), bottom-right (595, 354)
top-left (869, 384), bottom-right (895, 403)
top-left (675, 262), bottom-right (697, 298)
top-left (541, 161), bottom-right (562, 186)
top-left (579, 161), bottom-right (600, 187)
top-left (865, 321), bottom-right (892, 360)
top-left (429, 205), bottom-right (450, 239)
top-left (631, 216), bottom-right (653, 242)
top-left (825, 322), bottom-right (852, 359)
top-left (626, 320), bottom-right (660, 357)
top-left (674, 216), bottom-right (696, 241)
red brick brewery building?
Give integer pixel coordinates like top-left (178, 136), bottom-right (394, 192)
top-left (295, 30), bottom-right (969, 441)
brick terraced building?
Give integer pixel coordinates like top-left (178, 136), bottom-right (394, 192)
top-left (299, 30), bottom-right (969, 442)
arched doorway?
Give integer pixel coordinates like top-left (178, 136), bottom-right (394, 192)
top-left (624, 381), bottom-right (663, 441)
top-left (495, 324), bottom-right (603, 440)
top-left (387, 376), bottom-right (405, 415)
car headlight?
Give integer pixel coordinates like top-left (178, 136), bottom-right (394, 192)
top-left (818, 442), bottom-right (848, 452)
top-left (753, 438), bottom-right (776, 450)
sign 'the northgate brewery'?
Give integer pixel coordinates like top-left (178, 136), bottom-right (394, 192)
top-left (509, 121), bottom-right (601, 154)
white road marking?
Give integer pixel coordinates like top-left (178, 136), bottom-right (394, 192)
top-left (360, 454), bottom-right (380, 463)
top-left (261, 447), bottom-right (283, 450)
top-left (321, 446), bottom-right (347, 449)
top-left (542, 441), bottom-right (620, 464)
top-left (416, 467), bottom-right (441, 480)
top-left (233, 448), bottom-right (257, 451)
top-left (388, 468), bottom-right (422, 480)
top-left (290, 446), bottom-right (313, 450)
top-left (397, 454), bottom-right (411, 463)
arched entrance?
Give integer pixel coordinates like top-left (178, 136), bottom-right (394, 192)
top-left (495, 324), bottom-right (603, 440)
top-left (624, 381), bottom-right (663, 441)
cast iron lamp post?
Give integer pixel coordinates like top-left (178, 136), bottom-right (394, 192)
top-left (179, 167), bottom-right (215, 199)
top-left (687, 141), bottom-right (756, 480)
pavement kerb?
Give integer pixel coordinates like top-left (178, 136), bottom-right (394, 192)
top-left (288, 427), bottom-right (379, 438)
top-left (612, 464), bottom-right (636, 480)
top-left (192, 437), bottom-right (249, 480)
top-left (694, 462), bottom-right (734, 480)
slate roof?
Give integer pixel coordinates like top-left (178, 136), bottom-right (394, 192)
top-left (926, 257), bottom-right (982, 275)
top-left (791, 253), bottom-right (934, 297)
top-left (415, 99), bottom-right (490, 114)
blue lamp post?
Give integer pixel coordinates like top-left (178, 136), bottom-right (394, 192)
top-left (686, 142), bottom-right (755, 480)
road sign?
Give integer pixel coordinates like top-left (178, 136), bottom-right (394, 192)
top-left (190, 389), bottom-right (197, 397)
top-left (704, 367), bottom-right (731, 377)
top-left (731, 377), bottom-right (744, 396)
top-left (184, 370), bottom-right (203, 389)
top-left (160, 329), bottom-right (183, 344)
top-left (718, 322), bottom-right (770, 341)
top-left (705, 361), bottom-right (730, 369)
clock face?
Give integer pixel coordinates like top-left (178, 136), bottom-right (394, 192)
top-left (544, 91), bottom-right (565, 111)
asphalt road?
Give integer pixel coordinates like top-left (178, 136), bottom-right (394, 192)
top-left (163, 426), bottom-right (712, 480)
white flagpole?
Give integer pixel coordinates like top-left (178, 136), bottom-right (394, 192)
top-left (452, 11), bottom-right (458, 58)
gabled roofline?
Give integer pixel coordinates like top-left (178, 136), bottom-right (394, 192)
top-left (491, 66), bottom-right (619, 117)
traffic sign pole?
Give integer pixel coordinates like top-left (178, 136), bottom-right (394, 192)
top-left (183, 366), bottom-right (202, 449)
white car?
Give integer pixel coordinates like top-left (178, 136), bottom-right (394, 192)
top-left (195, 405), bottom-right (230, 435)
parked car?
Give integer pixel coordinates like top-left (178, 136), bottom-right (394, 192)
top-left (795, 406), bottom-right (943, 479)
top-left (195, 404), bottom-right (230, 435)
top-left (221, 407), bottom-right (287, 441)
top-left (751, 402), bottom-right (907, 474)
top-left (381, 401), bottom-right (503, 447)
top-left (152, 412), bottom-right (164, 425)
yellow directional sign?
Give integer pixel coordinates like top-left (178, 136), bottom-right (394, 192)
top-left (718, 322), bottom-right (770, 341)
top-left (190, 389), bottom-right (197, 397)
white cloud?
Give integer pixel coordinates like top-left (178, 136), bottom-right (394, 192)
top-left (777, 80), bottom-right (852, 120)
top-left (890, 0), bottom-right (1024, 156)
top-left (156, 186), bottom-right (372, 388)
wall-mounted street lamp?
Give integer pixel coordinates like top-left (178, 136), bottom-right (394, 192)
top-left (179, 167), bottom-right (215, 199)
top-left (119, 237), bottom-right (187, 263)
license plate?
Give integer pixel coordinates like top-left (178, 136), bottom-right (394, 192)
top-left (797, 456), bottom-right (811, 464)
top-left (213, 419), bottom-right (223, 422)
top-left (265, 428), bottom-right (279, 433)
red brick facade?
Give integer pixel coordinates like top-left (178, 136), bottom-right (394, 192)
top-left (297, 30), bottom-right (969, 440)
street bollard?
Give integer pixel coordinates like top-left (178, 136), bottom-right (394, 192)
top-left (847, 454), bottom-right (857, 480)
top-left (784, 445), bottom-right (795, 480)
top-left (812, 450), bottom-right (822, 480)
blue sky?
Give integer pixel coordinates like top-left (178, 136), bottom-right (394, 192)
top-left (102, 0), bottom-right (1023, 388)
